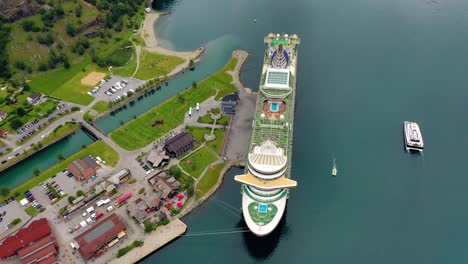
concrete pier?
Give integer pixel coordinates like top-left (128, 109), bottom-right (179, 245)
top-left (108, 219), bottom-right (187, 264)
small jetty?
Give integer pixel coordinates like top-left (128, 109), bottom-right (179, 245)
top-left (108, 219), bottom-right (187, 264)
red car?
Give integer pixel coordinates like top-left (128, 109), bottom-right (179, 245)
top-left (95, 212), bottom-right (104, 220)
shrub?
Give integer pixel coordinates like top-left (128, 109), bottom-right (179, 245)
top-left (68, 196), bottom-right (76, 204)
top-left (128, 179), bottom-right (136, 184)
top-left (138, 187), bottom-right (145, 194)
top-left (11, 218), bottom-right (21, 226)
top-left (76, 190), bottom-right (84, 196)
top-left (21, 20), bottom-right (34, 31)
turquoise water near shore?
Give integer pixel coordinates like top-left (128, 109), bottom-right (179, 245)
top-left (143, 0), bottom-right (468, 263)
top-left (0, 130), bottom-right (93, 189)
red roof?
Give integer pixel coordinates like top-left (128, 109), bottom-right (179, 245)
top-left (18, 235), bottom-right (55, 259)
top-left (0, 218), bottom-right (52, 259)
top-left (37, 254), bottom-right (57, 264)
top-left (0, 129), bottom-right (8, 136)
top-left (21, 244), bottom-right (57, 264)
top-left (75, 213), bottom-right (126, 260)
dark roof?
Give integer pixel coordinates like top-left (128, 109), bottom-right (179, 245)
top-left (0, 218), bottom-right (52, 259)
top-left (75, 214), bottom-right (126, 260)
top-left (28, 93), bottom-right (42, 101)
top-left (222, 93), bottom-right (239, 102)
top-left (164, 132), bottom-right (195, 153)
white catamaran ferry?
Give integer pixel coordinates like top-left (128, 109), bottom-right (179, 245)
top-left (235, 33), bottom-right (299, 236)
top-left (404, 121), bottom-right (424, 152)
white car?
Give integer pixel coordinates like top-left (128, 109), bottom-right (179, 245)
top-left (110, 88), bottom-right (117, 93)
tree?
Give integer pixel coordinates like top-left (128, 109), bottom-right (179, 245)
top-left (189, 58), bottom-right (194, 68)
top-left (10, 118), bottom-right (23, 129)
top-left (21, 20), bottom-right (34, 31)
top-left (68, 196), bottom-right (76, 204)
top-left (76, 190), bottom-right (84, 197)
top-left (66, 23), bottom-right (76, 37)
top-left (0, 186), bottom-right (9, 196)
top-left (192, 81), bottom-right (197, 89)
top-left (57, 153), bottom-right (64, 161)
top-left (169, 165), bottom-right (182, 178)
top-left (75, 4), bottom-right (83, 17)
top-left (16, 107), bottom-right (26, 117)
top-left (33, 168), bottom-right (40, 176)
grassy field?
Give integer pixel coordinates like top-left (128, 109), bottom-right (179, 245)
top-left (186, 127), bottom-right (227, 154)
top-left (91, 101), bottom-right (111, 113)
top-left (196, 163), bottom-right (225, 200)
top-left (0, 140), bottom-right (119, 202)
top-left (197, 113), bottom-right (230, 126)
top-left (112, 48), bottom-right (137, 77)
top-left (29, 59), bottom-right (106, 105)
top-left (180, 147), bottom-right (218, 178)
top-left (25, 206), bottom-right (39, 216)
top-left (110, 57), bottom-right (238, 150)
top-left (134, 49), bottom-right (185, 80)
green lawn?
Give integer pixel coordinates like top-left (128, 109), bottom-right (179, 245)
top-left (134, 49), bottom-right (185, 80)
top-left (186, 127), bottom-right (227, 154)
top-left (25, 206), bottom-right (39, 216)
top-left (196, 163), bottom-right (225, 200)
top-left (110, 57), bottom-right (238, 150)
top-left (0, 140), bottom-right (119, 202)
top-left (112, 48), bottom-right (137, 77)
top-left (180, 147), bottom-right (218, 178)
top-left (30, 99), bottom-right (58, 118)
top-left (91, 101), bottom-right (111, 113)
top-left (28, 59), bottom-right (106, 105)
top-left (196, 113), bottom-right (230, 126)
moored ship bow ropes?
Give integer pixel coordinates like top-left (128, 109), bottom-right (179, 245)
top-left (235, 33), bottom-right (300, 236)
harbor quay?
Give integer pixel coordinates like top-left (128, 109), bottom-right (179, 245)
top-left (108, 219), bottom-right (187, 264)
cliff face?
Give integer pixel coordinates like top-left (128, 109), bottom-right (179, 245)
top-left (0, 0), bottom-right (45, 22)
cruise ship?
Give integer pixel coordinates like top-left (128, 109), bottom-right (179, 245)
top-left (404, 121), bottom-right (424, 152)
top-left (235, 33), bottom-right (299, 236)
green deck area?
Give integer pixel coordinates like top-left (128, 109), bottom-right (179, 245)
top-left (110, 57), bottom-right (238, 150)
top-left (247, 202), bottom-right (278, 225)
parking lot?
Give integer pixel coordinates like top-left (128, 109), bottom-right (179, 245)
top-left (0, 199), bottom-right (28, 234)
top-left (89, 76), bottom-right (146, 103)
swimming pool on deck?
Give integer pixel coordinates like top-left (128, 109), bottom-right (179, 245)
top-left (258, 204), bottom-right (268, 213)
top-left (270, 102), bottom-right (279, 112)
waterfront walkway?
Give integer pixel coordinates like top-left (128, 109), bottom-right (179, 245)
top-left (108, 219), bottom-right (187, 264)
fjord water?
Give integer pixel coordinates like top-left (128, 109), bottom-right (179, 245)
top-left (144, 0), bottom-right (468, 263)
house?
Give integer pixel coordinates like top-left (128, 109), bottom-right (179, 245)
top-left (26, 93), bottom-right (45, 106)
top-left (221, 93), bottom-right (239, 115)
top-left (146, 147), bottom-right (169, 168)
top-left (148, 171), bottom-right (180, 198)
top-left (107, 169), bottom-right (130, 185)
top-left (164, 132), bottom-right (196, 157)
top-left (0, 129), bottom-right (8, 137)
top-left (68, 156), bottom-right (98, 181)
top-left (0, 111), bottom-right (7, 121)
top-left (129, 198), bottom-right (150, 223)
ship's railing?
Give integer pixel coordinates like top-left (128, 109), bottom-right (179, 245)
top-left (260, 87), bottom-right (292, 99)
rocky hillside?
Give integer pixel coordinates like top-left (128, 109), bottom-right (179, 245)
top-left (0, 0), bottom-right (45, 22)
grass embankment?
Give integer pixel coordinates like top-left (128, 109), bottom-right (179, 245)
top-left (180, 147), bottom-right (218, 178)
top-left (117, 240), bottom-right (143, 258)
top-left (134, 49), bottom-right (185, 80)
top-left (110, 57), bottom-right (238, 150)
top-left (91, 101), bottom-right (111, 113)
top-left (0, 140), bottom-right (119, 202)
top-left (29, 59), bottom-right (105, 105)
top-left (186, 127), bottom-right (227, 154)
top-left (25, 206), bottom-right (39, 216)
top-left (196, 163), bottom-right (225, 200)
top-left (0, 122), bottom-right (80, 171)
top-left (112, 48), bottom-right (137, 77)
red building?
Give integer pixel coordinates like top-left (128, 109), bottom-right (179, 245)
top-left (67, 155), bottom-right (98, 181)
top-left (74, 213), bottom-right (127, 260)
top-left (0, 218), bottom-right (58, 264)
